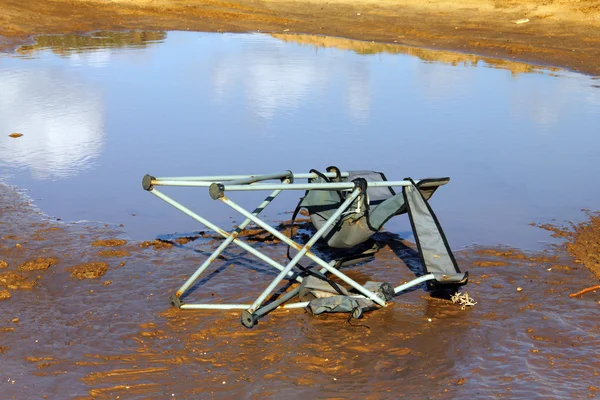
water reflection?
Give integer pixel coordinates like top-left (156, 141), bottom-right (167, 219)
top-left (0, 31), bottom-right (598, 249)
top-left (0, 69), bottom-right (104, 179)
top-left (271, 34), bottom-right (562, 76)
top-left (0, 31), bottom-right (166, 180)
top-left (16, 31), bottom-right (167, 57)
top-left (210, 37), bottom-right (372, 122)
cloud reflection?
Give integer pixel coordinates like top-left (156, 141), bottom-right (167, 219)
top-left (210, 36), bottom-right (372, 122)
top-left (0, 68), bottom-right (104, 179)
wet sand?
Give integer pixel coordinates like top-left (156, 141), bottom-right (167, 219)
top-left (1, 1), bottom-right (600, 396)
top-left (1, 182), bottom-right (599, 398)
top-left (1, 0), bottom-right (600, 76)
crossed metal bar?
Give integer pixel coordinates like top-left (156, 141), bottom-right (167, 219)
top-left (142, 171), bottom-right (436, 327)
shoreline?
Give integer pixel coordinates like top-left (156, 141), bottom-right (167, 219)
top-left (1, 0), bottom-right (599, 76)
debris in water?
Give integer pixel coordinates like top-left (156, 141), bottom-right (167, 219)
top-left (451, 292), bottom-right (477, 309)
top-left (569, 285), bottom-right (600, 298)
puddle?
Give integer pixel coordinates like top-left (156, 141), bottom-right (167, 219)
top-left (0, 181), bottom-right (599, 399)
top-left (1, 31), bottom-right (599, 251)
top-left (1, 31), bottom-right (600, 399)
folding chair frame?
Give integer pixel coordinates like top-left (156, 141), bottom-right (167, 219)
top-left (142, 171), bottom-right (439, 327)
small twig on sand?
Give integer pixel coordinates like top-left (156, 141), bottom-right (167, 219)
top-left (569, 285), bottom-right (600, 298)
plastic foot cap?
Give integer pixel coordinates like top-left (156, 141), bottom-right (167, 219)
top-left (170, 294), bottom-right (183, 308)
top-left (142, 174), bottom-right (155, 191)
top-left (241, 310), bottom-right (258, 328)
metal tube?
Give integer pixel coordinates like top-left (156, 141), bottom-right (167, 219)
top-left (151, 180), bottom-right (213, 187)
top-left (151, 180), bottom-right (416, 190)
top-left (219, 192), bottom-right (387, 307)
top-left (156, 175), bottom-right (263, 182)
top-left (174, 188), bottom-right (286, 298)
top-left (220, 181), bottom-right (416, 191)
top-left (180, 304), bottom-right (250, 310)
top-left (224, 171), bottom-right (292, 186)
top-left (253, 285), bottom-right (302, 318)
top-left (282, 172), bottom-right (350, 180)
top-left (180, 301), bottom-right (310, 310)
top-left (153, 172), bottom-right (350, 182)
top-left (150, 189), bottom-right (302, 282)
top-left (281, 301), bottom-right (310, 309)
top-left (221, 188), bottom-right (363, 312)
top-left (394, 274), bottom-right (436, 294)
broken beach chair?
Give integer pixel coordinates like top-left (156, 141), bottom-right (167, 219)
top-left (141, 168), bottom-right (468, 328)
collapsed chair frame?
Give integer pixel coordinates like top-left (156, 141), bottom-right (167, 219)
top-left (142, 170), bottom-right (466, 328)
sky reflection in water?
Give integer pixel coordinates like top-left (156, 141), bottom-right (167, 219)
top-left (0, 31), bottom-right (598, 250)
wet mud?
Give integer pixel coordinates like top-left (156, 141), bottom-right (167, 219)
top-left (0, 182), bottom-right (599, 398)
top-left (1, 0), bottom-right (600, 76)
top-left (69, 262), bottom-right (109, 280)
top-left (536, 211), bottom-right (600, 280)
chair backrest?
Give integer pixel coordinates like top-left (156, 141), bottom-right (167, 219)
top-left (299, 169), bottom-right (450, 249)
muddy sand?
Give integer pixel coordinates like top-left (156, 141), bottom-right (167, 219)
top-left (1, 180), bottom-right (599, 398)
top-left (1, 0), bottom-right (600, 397)
top-left (1, 0), bottom-right (600, 76)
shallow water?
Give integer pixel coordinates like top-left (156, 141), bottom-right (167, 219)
top-left (1, 185), bottom-right (599, 399)
top-left (1, 33), bottom-right (600, 398)
top-left (1, 31), bottom-right (600, 250)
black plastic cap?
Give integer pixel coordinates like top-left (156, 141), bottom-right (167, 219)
top-left (379, 282), bottom-right (395, 301)
top-left (241, 310), bottom-right (258, 328)
top-left (142, 174), bottom-right (155, 191)
top-left (352, 177), bottom-right (368, 192)
top-left (209, 183), bottom-right (225, 200)
top-left (170, 294), bottom-right (183, 308)
top-left (326, 166), bottom-right (342, 182)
